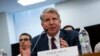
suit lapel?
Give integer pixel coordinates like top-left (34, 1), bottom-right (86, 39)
top-left (40, 33), bottom-right (49, 51)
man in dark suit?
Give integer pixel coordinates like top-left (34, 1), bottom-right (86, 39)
top-left (31, 8), bottom-right (81, 56)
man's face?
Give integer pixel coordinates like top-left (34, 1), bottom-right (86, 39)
top-left (19, 35), bottom-right (31, 49)
top-left (41, 12), bottom-right (61, 36)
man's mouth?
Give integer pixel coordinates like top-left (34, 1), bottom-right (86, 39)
top-left (49, 27), bottom-right (56, 30)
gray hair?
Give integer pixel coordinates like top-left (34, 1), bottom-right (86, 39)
top-left (40, 8), bottom-right (60, 21)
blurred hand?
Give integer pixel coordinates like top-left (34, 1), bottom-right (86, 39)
top-left (20, 47), bottom-right (31, 56)
top-left (60, 38), bottom-right (69, 48)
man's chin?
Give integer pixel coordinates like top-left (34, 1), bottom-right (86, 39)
top-left (49, 31), bottom-right (57, 35)
top-left (49, 31), bottom-right (55, 33)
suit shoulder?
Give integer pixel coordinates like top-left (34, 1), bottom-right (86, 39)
top-left (62, 29), bottom-right (78, 34)
top-left (61, 29), bottom-right (78, 37)
top-left (32, 35), bottom-right (40, 42)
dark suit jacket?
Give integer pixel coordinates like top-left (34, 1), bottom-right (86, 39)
top-left (31, 29), bottom-right (81, 56)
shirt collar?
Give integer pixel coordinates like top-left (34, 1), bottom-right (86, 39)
top-left (47, 30), bottom-right (60, 40)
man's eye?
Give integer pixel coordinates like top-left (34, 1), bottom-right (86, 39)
top-left (19, 39), bottom-right (22, 42)
top-left (45, 19), bottom-right (49, 22)
top-left (53, 18), bottom-right (57, 20)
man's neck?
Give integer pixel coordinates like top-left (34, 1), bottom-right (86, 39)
top-left (22, 47), bottom-right (31, 50)
top-left (47, 30), bottom-right (60, 38)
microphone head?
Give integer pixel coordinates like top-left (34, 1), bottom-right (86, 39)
top-left (41, 29), bottom-right (47, 35)
top-left (45, 29), bottom-right (48, 32)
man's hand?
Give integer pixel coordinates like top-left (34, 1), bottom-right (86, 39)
top-left (60, 38), bottom-right (69, 48)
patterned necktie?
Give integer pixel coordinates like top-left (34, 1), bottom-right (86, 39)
top-left (51, 38), bottom-right (57, 49)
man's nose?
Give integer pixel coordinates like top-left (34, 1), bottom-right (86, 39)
top-left (49, 20), bottom-right (54, 24)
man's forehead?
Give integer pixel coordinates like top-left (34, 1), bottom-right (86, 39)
top-left (20, 35), bottom-right (29, 39)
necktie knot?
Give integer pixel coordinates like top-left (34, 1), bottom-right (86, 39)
top-left (51, 38), bottom-right (55, 42)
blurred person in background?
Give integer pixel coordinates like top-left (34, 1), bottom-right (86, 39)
top-left (63, 25), bottom-right (75, 31)
top-left (18, 33), bottom-right (32, 56)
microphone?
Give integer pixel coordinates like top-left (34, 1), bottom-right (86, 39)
top-left (31, 29), bottom-right (48, 54)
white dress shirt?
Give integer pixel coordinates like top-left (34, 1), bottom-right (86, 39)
top-left (47, 31), bottom-right (60, 50)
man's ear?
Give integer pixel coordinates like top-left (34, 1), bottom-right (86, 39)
top-left (41, 22), bottom-right (43, 27)
top-left (59, 19), bottom-right (61, 24)
top-left (60, 20), bottom-right (61, 23)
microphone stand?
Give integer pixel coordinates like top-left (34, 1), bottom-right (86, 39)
top-left (31, 31), bottom-right (46, 55)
